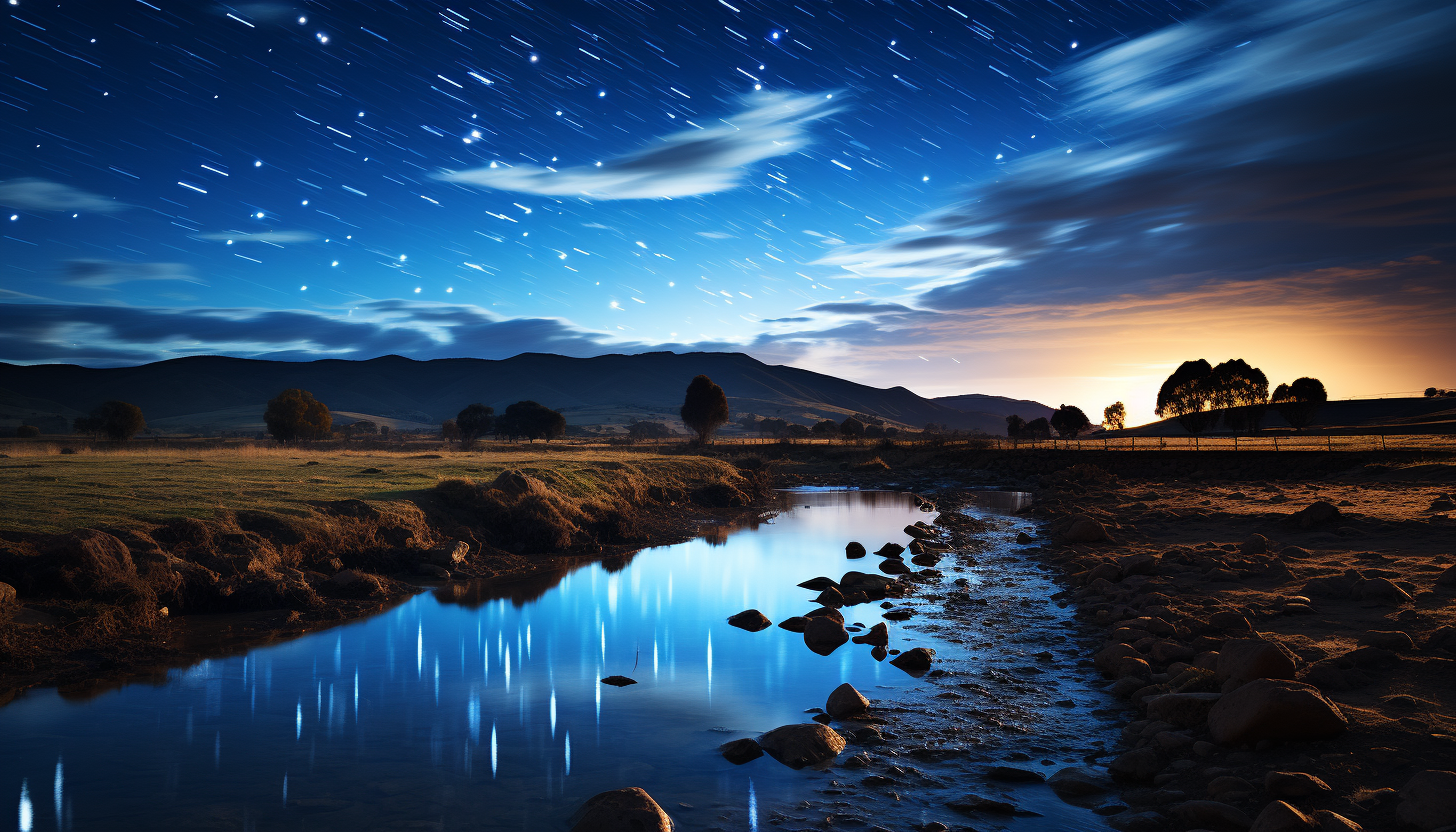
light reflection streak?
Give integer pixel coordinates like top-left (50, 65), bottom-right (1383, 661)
top-left (564, 731), bottom-right (571, 776)
top-left (549, 688), bottom-right (557, 737)
top-left (281, 773), bottom-right (287, 805)
top-left (749, 778), bottom-right (758, 832)
top-left (18, 779), bottom-right (30, 832)
top-left (52, 757), bottom-right (61, 823)
top-left (416, 623), bottom-right (423, 676)
top-left (490, 722), bottom-right (497, 777)
top-left (295, 701), bottom-right (302, 740)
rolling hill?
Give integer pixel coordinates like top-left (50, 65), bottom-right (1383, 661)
top-left (0, 352), bottom-right (1038, 436)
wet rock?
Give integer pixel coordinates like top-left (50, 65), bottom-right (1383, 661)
top-left (1313, 810), bottom-right (1363, 832)
top-left (804, 616), bottom-right (849, 655)
top-left (1145, 692), bottom-right (1221, 729)
top-left (826, 683), bottom-right (869, 719)
top-left (568, 787), bottom-right (673, 832)
top-left (1016, 532), bottom-right (1034, 544)
top-left (889, 647), bottom-right (935, 675)
top-left (1095, 644), bottom-right (1143, 675)
top-left (879, 560), bottom-right (911, 576)
top-left (1173, 800), bottom-right (1252, 831)
top-left (1207, 679), bottom-right (1348, 745)
top-left (910, 553), bottom-right (941, 567)
top-left (871, 645), bottom-right (888, 662)
top-left (1048, 766), bottom-right (1112, 798)
top-left (1398, 770), bottom-right (1456, 831)
top-left (946, 795), bottom-right (1017, 815)
top-left (1217, 638), bottom-right (1297, 687)
top-left (798, 576), bottom-right (839, 591)
top-left (426, 540), bottom-right (469, 567)
top-left (904, 524), bottom-right (937, 540)
top-left (1086, 563), bottom-right (1122, 583)
top-left (415, 563), bottom-right (451, 579)
top-left (805, 606), bottom-right (845, 624)
top-left (1264, 771), bottom-right (1332, 799)
top-left (757, 723), bottom-right (846, 769)
top-left (1109, 748), bottom-right (1161, 783)
top-left (875, 542), bottom-right (906, 558)
top-left (987, 766), bottom-right (1045, 783)
top-left (1250, 801), bottom-right (1316, 832)
top-left (1358, 630), bottom-right (1415, 651)
top-left (1291, 501), bottom-right (1341, 529)
top-left (815, 586), bottom-right (846, 607)
top-left (846, 542), bottom-right (867, 558)
top-left (842, 753), bottom-right (871, 768)
top-left (728, 609), bottom-right (771, 631)
top-left (600, 676), bottom-right (637, 687)
top-left (777, 616), bottom-right (808, 633)
top-left (882, 606), bottom-right (915, 621)
top-left (852, 622), bottom-right (888, 646)
top-left (719, 738), bottom-right (763, 765)
top-left (1061, 515), bottom-right (1110, 544)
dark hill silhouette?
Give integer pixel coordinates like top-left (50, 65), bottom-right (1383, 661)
top-left (934, 394), bottom-right (1054, 424)
top-left (0, 352), bottom-right (1014, 434)
top-left (1113, 397), bottom-right (1456, 436)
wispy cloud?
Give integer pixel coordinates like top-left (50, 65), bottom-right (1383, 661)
top-left (0, 178), bottom-right (125, 213)
top-left (436, 91), bottom-right (841, 200)
top-left (61, 260), bottom-right (202, 287)
top-left (822, 0), bottom-right (1456, 306)
top-left (193, 230), bottom-right (320, 244)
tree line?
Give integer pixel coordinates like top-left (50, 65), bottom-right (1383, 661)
top-left (1156, 358), bottom-right (1326, 435)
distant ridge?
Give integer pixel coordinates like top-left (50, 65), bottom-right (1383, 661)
top-left (0, 352), bottom-right (1022, 435)
top-left (934, 394), bottom-right (1054, 424)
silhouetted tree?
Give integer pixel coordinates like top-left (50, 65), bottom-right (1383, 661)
top-left (1425, 387), bottom-right (1439, 397)
top-left (342, 419), bottom-right (378, 442)
top-left (865, 424), bottom-right (886, 439)
top-left (882, 427), bottom-right (899, 439)
top-left (1272, 377), bottom-right (1327, 429)
top-left (1005, 414), bottom-right (1026, 438)
top-left (456, 403), bottom-right (495, 447)
top-left (679, 375), bottom-right (730, 444)
top-left (264, 390), bottom-right (330, 441)
top-left (839, 416), bottom-right (865, 439)
top-left (1051, 404), bottom-right (1092, 438)
top-left (1156, 359), bottom-right (1215, 435)
top-left (627, 420), bottom-right (672, 440)
top-left (1207, 358), bottom-right (1269, 433)
top-left (74, 400), bottom-right (147, 441)
top-left (440, 419), bottom-right (460, 445)
top-left (16, 425), bottom-right (40, 438)
top-left (497, 400), bottom-right (565, 442)
top-left (1103, 402), bottom-right (1126, 431)
top-left (812, 419), bottom-right (838, 436)
top-left (1024, 417), bottom-right (1052, 439)
top-left (758, 417), bottom-right (789, 437)
top-left (786, 423), bottom-right (811, 438)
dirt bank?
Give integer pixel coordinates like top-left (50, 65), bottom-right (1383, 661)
top-left (0, 456), bottom-right (773, 699)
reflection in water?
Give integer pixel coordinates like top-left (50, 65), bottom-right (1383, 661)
top-left (0, 489), bottom-right (1081, 831)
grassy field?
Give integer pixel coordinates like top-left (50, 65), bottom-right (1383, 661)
top-left (0, 444), bottom-right (746, 535)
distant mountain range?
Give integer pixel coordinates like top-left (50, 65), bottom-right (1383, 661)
top-left (0, 352), bottom-right (1049, 436)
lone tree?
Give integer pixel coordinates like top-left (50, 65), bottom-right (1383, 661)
top-left (74, 400), bottom-right (146, 441)
top-left (679, 375), bottom-right (730, 444)
top-left (1156, 359), bottom-right (1215, 435)
top-left (456, 403), bottom-right (495, 447)
top-left (1023, 417), bottom-right (1052, 440)
top-left (497, 400), bottom-right (565, 442)
top-left (440, 419), bottom-right (460, 445)
top-left (1103, 402), bottom-right (1126, 431)
top-left (1208, 358), bottom-right (1269, 434)
top-left (264, 389), bottom-right (331, 441)
top-left (1272, 377), bottom-right (1327, 429)
top-left (1005, 414), bottom-right (1026, 438)
top-left (1050, 404), bottom-right (1092, 439)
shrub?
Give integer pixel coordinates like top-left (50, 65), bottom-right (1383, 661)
top-left (264, 389), bottom-right (331, 441)
top-left (16, 425), bottom-right (40, 438)
top-left (74, 400), bottom-right (146, 441)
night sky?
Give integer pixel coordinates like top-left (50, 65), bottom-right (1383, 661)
top-left (2, 0), bottom-right (1452, 421)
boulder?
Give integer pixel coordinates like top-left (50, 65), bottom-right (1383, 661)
top-left (845, 542), bottom-right (867, 558)
top-left (798, 576), bottom-right (838, 591)
top-left (41, 529), bottom-right (140, 598)
top-left (1016, 532), bottom-right (1034, 544)
top-left (1095, 643), bottom-right (1143, 675)
top-left (491, 469), bottom-right (541, 497)
top-left (1250, 800), bottom-right (1317, 832)
top-left (1359, 630), bottom-right (1415, 652)
top-left (568, 787), bottom-right (673, 832)
top-left (727, 609), bottom-right (771, 632)
top-left (1062, 515), bottom-right (1110, 544)
top-left (719, 738), bottom-right (763, 765)
top-left (1398, 770), bottom-right (1456, 831)
top-left (1217, 638), bottom-right (1297, 687)
top-left (805, 606), bottom-right (844, 624)
top-left (803, 616), bottom-right (849, 655)
top-left (0, 581), bottom-right (15, 609)
top-left (1291, 501), bottom-right (1341, 529)
top-left (889, 647), bottom-right (935, 675)
top-left (1109, 748), bottom-right (1161, 783)
top-left (1312, 810), bottom-right (1363, 832)
top-left (1435, 564), bottom-right (1456, 586)
top-left (851, 622), bottom-right (888, 646)
top-left (1351, 577), bottom-right (1412, 603)
top-left (1207, 679), bottom-right (1348, 746)
top-left (600, 676), bottom-right (637, 687)
top-left (1426, 626), bottom-right (1456, 652)
top-left (878, 559), bottom-right (911, 576)
top-left (426, 540), bottom-right (469, 566)
top-left (1241, 534), bottom-right (1270, 555)
top-left (1047, 766), bottom-right (1112, 797)
top-left (1145, 692), bottom-right (1222, 729)
top-left (904, 524), bottom-right (937, 540)
top-left (815, 586), bottom-right (846, 607)
top-left (757, 723), bottom-right (846, 768)
top-left (874, 542), bottom-right (905, 557)
top-left (1172, 800), bottom-right (1252, 832)
top-left (1264, 771), bottom-right (1332, 799)
top-left (777, 616), bottom-right (808, 633)
top-left (825, 683), bottom-right (869, 718)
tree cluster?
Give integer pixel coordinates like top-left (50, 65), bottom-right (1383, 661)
top-left (74, 400), bottom-right (147, 441)
top-left (1154, 358), bottom-right (1325, 434)
top-left (264, 389), bottom-right (331, 441)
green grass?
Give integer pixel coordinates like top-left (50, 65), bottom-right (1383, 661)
top-left (0, 445), bottom-right (742, 535)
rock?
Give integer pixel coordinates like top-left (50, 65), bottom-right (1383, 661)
top-left (0, 581), bottom-right (16, 609)
top-left (875, 542), bottom-right (906, 557)
top-left (1351, 577), bottom-right (1412, 603)
top-left (826, 683), bottom-right (869, 718)
top-left (1016, 532), bottom-right (1034, 544)
top-left (1063, 515), bottom-right (1111, 543)
top-left (1250, 800), bottom-right (1316, 832)
top-left (1145, 693), bottom-right (1222, 729)
top-left (1095, 644), bottom-right (1143, 675)
top-left (719, 738), bottom-right (763, 764)
top-left (1209, 776), bottom-right (1254, 796)
top-left (987, 766), bottom-right (1045, 783)
top-left (889, 647), bottom-right (935, 675)
top-left (491, 469), bottom-right (541, 498)
top-left (846, 542), bottom-right (867, 558)
top-left (1047, 766), bottom-right (1112, 798)
top-left (1264, 771), bottom-right (1332, 799)
top-left (1109, 748), bottom-right (1161, 783)
top-left (1398, 770), bottom-right (1456, 831)
top-left (946, 795), bottom-right (1018, 815)
top-left (1359, 630), bottom-right (1415, 652)
top-left (803, 616), bottom-right (849, 655)
top-left (600, 676), bottom-right (637, 687)
top-left (815, 586), bottom-right (846, 606)
top-left (415, 563), bottom-right (451, 579)
top-left (805, 606), bottom-right (844, 624)
top-left (1428, 626), bottom-right (1456, 652)
top-left (910, 553), bottom-right (941, 567)
top-left (1207, 679), bottom-right (1348, 746)
top-left (1086, 562), bottom-right (1122, 583)
top-left (1241, 534), bottom-right (1270, 555)
top-left (1312, 810), bottom-right (1363, 831)
top-left (426, 540), bottom-right (469, 566)
top-left (1291, 501), bottom-right (1341, 529)
top-left (851, 622), bottom-right (888, 646)
top-left (1173, 800), bottom-right (1252, 832)
top-left (568, 787), bottom-right (673, 832)
top-left (879, 559), bottom-right (911, 575)
top-left (904, 524), bottom-right (937, 539)
top-left (882, 606), bottom-right (915, 620)
top-left (1435, 564), bottom-right (1456, 586)
top-left (798, 576), bottom-right (839, 591)
top-left (1217, 638), bottom-right (1297, 687)
top-left (1430, 498), bottom-right (1456, 512)
top-left (1210, 611), bottom-right (1255, 632)
top-left (777, 616), bottom-right (808, 633)
top-left (757, 723), bottom-right (846, 769)
top-left (727, 609), bottom-right (771, 631)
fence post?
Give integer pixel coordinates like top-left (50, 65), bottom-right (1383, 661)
top-left (1327, 435), bottom-right (1333, 452)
